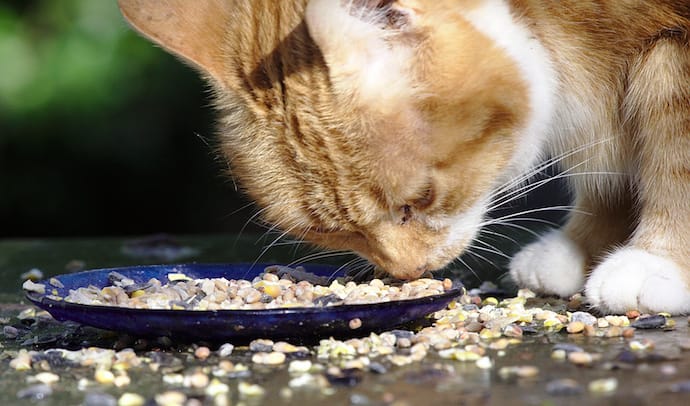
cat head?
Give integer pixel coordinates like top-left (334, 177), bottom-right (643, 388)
top-left (119, 0), bottom-right (544, 279)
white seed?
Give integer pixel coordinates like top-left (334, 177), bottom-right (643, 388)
top-left (118, 393), bottom-right (145, 406)
top-left (32, 372), bottom-right (59, 385)
top-left (94, 369), bottom-right (115, 385)
top-left (251, 352), bottom-right (286, 365)
top-left (288, 360), bottom-right (313, 373)
top-left (588, 378), bottom-right (618, 393)
top-left (475, 356), bottom-right (493, 369)
top-left (238, 381), bottom-right (265, 397)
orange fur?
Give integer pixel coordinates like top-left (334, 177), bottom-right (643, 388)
top-left (118, 0), bottom-right (690, 312)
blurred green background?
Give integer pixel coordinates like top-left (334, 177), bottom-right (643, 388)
top-left (0, 0), bottom-right (254, 238)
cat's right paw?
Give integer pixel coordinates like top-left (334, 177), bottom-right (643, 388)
top-left (584, 248), bottom-right (690, 314)
top-left (509, 229), bottom-right (586, 297)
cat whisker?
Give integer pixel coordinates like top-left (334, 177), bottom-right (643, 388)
top-left (480, 205), bottom-right (582, 228)
top-left (487, 158), bottom-right (593, 211)
top-left (488, 169), bottom-right (623, 213)
top-left (496, 271), bottom-right (516, 285)
top-left (480, 220), bottom-right (543, 239)
top-left (251, 202), bottom-right (308, 246)
top-left (227, 201), bottom-right (258, 218)
top-left (251, 222), bottom-right (305, 268)
top-left (471, 238), bottom-right (513, 260)
top-left (489, 137), bottom-right (615, 200)
top-left (231, 204), bottom-right (271, 249)
top-left (268, 240), bottom-right (311, 247)
top-left (449, 255), bottom-right (480, 282)
top-left (332, 257), bottom-right (371, 280)
top-left (464, 247), bottom-right (502, 272)
top-left (287, 249), bottom-right (353, 267)
top-left (477, 227), bottom-right (521, 247)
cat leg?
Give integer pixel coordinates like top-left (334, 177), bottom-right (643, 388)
top-left (509, 193), bottom-right (632, 297)
top-left (585, 39), bottom-right (690, 314)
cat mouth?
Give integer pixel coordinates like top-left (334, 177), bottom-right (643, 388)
top-left (299, 222), bottom-right (469, 280)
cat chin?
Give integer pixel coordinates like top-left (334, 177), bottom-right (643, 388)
top-left (585, 248), bottom-right (690, 315)
top-left (508, 229), bottom-right (586, 298)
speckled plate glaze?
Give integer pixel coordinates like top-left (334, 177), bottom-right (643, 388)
top-left (25, 263), bottom-right (464, 342)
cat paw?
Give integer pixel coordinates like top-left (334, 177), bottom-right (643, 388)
top-left (509, 229), bottom-right (585, 297)
top-left (585, 248), bottom-right (690, 314)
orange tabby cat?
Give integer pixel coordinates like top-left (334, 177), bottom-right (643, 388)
top-left (118, 0), bottom-right (690, 314)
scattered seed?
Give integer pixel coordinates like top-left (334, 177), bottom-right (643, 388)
top-left (546, 379), bottom-right (583, 396)
top-left (17, 384), bottom-right (53, 401)
top-left (498, 365), bottom-right (539, 379)
top-left (22, 279), bottom-right (46, 294)
top-left (551, 349), bottom-right (567, 361)
top-left (625, 310), bottom-right (641, 319)
top-left (588, 378), bottom-right (618, 393)
top-left (20, 268), bottom-right (44, 281)
top-left (238, 381), bottom-right (266, 397)
top-left (187, 371), bottom-right (209, 388)
top-left (114, 374), bottom-right (131, 388)
top-left (622, 327), bottom-right (635, 338)
top-left (3, 325), bottom-right (19, 339)
top-left (566, 321), bottom-right (585, 334)
top-left (252, 351), bottom-right (286, 365)
top-left (155, 390), bottom-right (187, 406)
top-left (84, 392), bottom-right (117, 406)
top-left (194, 346), bottom-right (211, 360)
top-left (660, 364), bottom-right (678, 376)
top-left (570, 311), bottom-right (597, 326)
top-left (629, 339), bottom-right (655, 351)
top-left (94, 369), bottom-right (115, 385)
top-left (206, 379), bottom-right (230, 397)
top-left (217, 343), bottom-right (234, 357)
top-left (631, 315), bottom-right (666, 329)
top-left (167, 273), bottom-right (191, 282)
top-left (349, 318), bottom-right (363, 330)
top-left (568, 352), bottom-right (595, 366)
top-left (288, 360), bottom-right (313, 373)
top-left (10, 350), bottom-right (32, 371)
top-left (31, 372), bottom-right (60, 384)
top-left (503, 324), bottom-right (523, 338)
top-left (475, 356), bottom-right (493, 369)
top-left (118, 393), bottom-right (145, 406)
top-left (249, 339), bottom-right (274, 353)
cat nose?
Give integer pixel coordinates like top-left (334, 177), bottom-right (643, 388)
top-left (389, 263), bottom-right (431, 280)
top-left (393, 264), bottom-right (430, 280)
top-left (416, 264), bottom-right (430, 275)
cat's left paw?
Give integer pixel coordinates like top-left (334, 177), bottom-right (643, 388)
top-left (509, 229), bottom-right (586, 297)
top-left (585, 247), bottom-right (690, 314)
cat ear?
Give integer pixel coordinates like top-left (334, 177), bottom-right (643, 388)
top-left (117, 0), bottom-right (232, 84)
top-left (305, 0), bottom-right (422, 111)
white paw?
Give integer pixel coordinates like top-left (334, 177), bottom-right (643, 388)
top-left (509, 229), bottom-right (585, 297)
top-left (585, 248), bottom-right (690, 314)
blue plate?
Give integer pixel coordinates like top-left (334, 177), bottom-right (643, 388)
top-left (25, 263), bottom-right (464, 342)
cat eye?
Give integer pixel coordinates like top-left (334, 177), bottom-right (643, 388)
top-left (413, 187), bottom-right (435, 210)
top-left (400, 204), bottom-right (413, 224)
top-left (400, 187), bottom-right (434, 224)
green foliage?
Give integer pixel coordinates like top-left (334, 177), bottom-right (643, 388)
top-left (0, 1), bottom-right (156, 121)
top-left (0, 0), bottom-right (249, 237)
